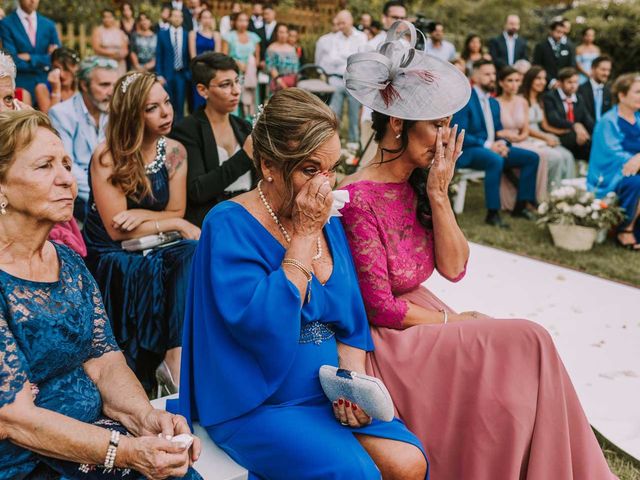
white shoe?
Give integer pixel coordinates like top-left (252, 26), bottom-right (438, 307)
top-left (155, 360), bottom-right (178, 398)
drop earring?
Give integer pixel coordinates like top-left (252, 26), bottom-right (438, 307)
top-left (0, 202), bottom-right (6, 215)
top-left (267, 176), bottom-right (273, 182)
top-left (395, 134), bottom-right (401, 139)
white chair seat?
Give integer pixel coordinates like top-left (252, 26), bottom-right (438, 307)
top-left (150, 395), bottom-right (248, 480)
top-left (453, 168), bottom-right (486, 214)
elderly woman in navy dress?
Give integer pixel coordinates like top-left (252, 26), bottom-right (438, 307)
top-left (174, 88), bottom-right (428, 479)
top-left (0, 110), bottom-right (201, 479)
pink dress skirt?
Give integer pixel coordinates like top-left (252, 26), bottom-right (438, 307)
top-left (366, 286), bottom-right (616, 480)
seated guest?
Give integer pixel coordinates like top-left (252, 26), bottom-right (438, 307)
top-left (578, 55), bottom-right (613, 123)
top-left (170, 52), bottom-right (254, 227)
top-left (588, 72), bottom-right (640, 250)
top-left (49, 56), bottom-right (119, 224)
top-left (543, 67), bottom-right (594, 161)
top-left (266, 23), bottom-right (300, 95)
top-left (84, 72), bottom-right (200, 392)
top-left (424, 22), bottom-right (456, 62)
top-left (287, 26), bottom-right (306, 65)
top-left (497, 66), bottom-right (575, 204)
top-left (0, 51), bottom-right (31, 111)
top-left (35, 47), bottom-right (80, 113)
top-left (91, 9), bottom-right (129, 77)
top-left (0, 0), bottom-right (60, 103)
top-left (0, 110), bottom-right (201, 479)
top-left (520, 65), bottom-right (576, 190)
top-left (173, 88), bottom-right (428, 479)
top-left (452, 59), bottom-right (539, 227)
top-left (460, 34), bottom-right (491, 76)
top-left (338, 29), bottom-right (616, 479)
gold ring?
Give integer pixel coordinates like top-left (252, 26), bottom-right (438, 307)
top-left (317, 193), bottom-right (326, 201)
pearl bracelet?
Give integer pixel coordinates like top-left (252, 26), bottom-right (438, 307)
top-left (103, 429), bottom-right (120, 469)
top-left (440, 309), bottom-right (448, 325)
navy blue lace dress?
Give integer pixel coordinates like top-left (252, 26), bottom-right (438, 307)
top-left (83, 138), bottom-right (197, 390)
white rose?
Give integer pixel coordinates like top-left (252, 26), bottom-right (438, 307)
top-left (586, 206), bottom-right (592, 214)
top-left (565, 186), bottom-right (576, 197)
top-left (591, 212), bottom-right (599, 220)
top-left (557, 202), bottom-right (570, 213)
top-left (591, 201), bottom-right (601, 211)
top-left (572, 204), bottom-right (587, 217)
top-left (537, 203), bottom-right (549, 215)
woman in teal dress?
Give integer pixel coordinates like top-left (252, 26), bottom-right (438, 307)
top-left (173, 88), bottom-right (428, 479)
top-left (83, 73), bottom-right (201, 392)
top-left (222, 12), bottom-right (261, 119)
top-left (0, 110), bottom-right (200, 479)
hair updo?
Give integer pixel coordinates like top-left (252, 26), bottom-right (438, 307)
top-left (251, 88), bottom-right (339, 210)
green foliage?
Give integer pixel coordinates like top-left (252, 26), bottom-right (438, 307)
top-left (564, 0), bottom-right (640, 76)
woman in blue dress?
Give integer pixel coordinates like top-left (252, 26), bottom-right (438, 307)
top-left (0, 110), bottom-right (201, 479)
top-left (189, 8), bottom-right (221, 110)
top-left (173, 88), bottom-right (428, 479)
top-left (587, 72), bottom-right (640, 250)
top-left (84, 72), bottom-right (201, 392)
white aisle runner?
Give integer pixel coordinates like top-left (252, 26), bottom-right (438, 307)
top-left (427, 243), bottom-right (640, 460)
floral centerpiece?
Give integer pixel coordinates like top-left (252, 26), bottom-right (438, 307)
top-left (536, 186), bottom-right (625, 251)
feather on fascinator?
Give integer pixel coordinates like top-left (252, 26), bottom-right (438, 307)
top-left (345, 21), bottom-right (471, 121)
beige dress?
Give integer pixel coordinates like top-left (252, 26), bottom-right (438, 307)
top-left (97, 26), bottom-right (128, 76)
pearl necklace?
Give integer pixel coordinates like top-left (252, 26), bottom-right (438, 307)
top-left (258, 179), bottom-right (322, 261)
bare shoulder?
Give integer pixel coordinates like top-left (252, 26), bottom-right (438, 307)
top-left (337, 170), bottom-right (368, 189)
top-left (165, 138), bottom-right (187, 177)
top-left (91, 143), bottom-right (113, 175)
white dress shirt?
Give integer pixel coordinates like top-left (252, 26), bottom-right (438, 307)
top-left (503, 32), bottom-right (518, 65)
top-left (590, 78), bottom-right (605, 120)
top-left (314, 29), bottom-right (367, 77)
top-left (17, 7), bottom-right (38, 39)
top-left (474, 86), bottom-right (496, 147)
top-left (557, 88), bottom-right (578, 113)
top-left (264, 21), bottom-right (277, 41)
top-left (169, 26), bottom-right (184, 69)
top-left (425, 39), bottom-right (456, 62)
top-left (219, 145), bottom-right (252, 192)
top-left (251, 15), bottom-right (264, 29)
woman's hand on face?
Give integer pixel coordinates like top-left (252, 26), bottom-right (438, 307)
top-left (120, 435), bottom-right (191, 479)
top-left (332, 398), bottom-right (372, 428)
top-left (47, 68), bottom-right (61, 89)
top-left (426, 124), bottom-right (464, 201)
top-left (112, 209), bottom-right (149, 232)
top-left (291, 174), bottom-right (333, 238)
top-left (175, 219), bottom-right (201, 241)
top-left (139, 410), bottom-right (202, 465)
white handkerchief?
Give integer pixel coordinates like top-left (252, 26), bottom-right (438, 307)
top-left (328, 190), bottom-right (350, 222)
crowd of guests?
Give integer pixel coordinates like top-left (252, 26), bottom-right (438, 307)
top-left (0, 0), bottom-right (636, 478)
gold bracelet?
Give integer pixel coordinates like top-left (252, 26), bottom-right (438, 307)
top-left (282, 258), bottom-right (312, 281)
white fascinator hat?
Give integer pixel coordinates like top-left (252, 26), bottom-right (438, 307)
top-left (345, 21), bottom-right (471, 121)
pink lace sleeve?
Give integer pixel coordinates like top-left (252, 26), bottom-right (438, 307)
top-left (341, 204), bottom-right (408, 329)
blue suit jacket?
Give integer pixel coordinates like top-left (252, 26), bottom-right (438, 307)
top-left (156, 28), bottom-right (190, 81)
top-left (0, 12), bottom-right (60, 93)
top-left (452, 88), bottom-right (504, 149)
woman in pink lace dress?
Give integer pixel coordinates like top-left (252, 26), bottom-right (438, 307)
top-left (339, 21), bottom-right (616, 480)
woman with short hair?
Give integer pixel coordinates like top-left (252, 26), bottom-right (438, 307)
top-left (0, 109), bottom-right (201, 479)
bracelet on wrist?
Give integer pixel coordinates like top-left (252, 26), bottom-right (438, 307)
top-left (282, 258), bottom-right (313, 303)
top-left (155, 220), bottom-right (161, 234)
top-left (440, 308), bottom-right (448, 325)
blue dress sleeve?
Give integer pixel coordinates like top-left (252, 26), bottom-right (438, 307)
top-left (0, 298), bottom-right (30, 408)
top-left (176, 204), bottom-right (306, 427)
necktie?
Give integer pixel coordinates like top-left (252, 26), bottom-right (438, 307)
top-left (481, 95), bottom-right (495, 144)
top-left (594, 86), bottom-right (603, 122)
top-left (565, 100), bottom-right (574, 123)
top-left (173, 29), bottom-right (183, 71)
top-left (26, 16), bottom-right (36, 47)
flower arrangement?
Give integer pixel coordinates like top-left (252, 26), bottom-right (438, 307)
top-left (536, 186), bottom-right (625, 230)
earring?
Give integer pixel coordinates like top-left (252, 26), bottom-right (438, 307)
top-left (395, 134), bottom-right (401, 139)
top-left (267, 176), bottom-right (273, 182)
top-left (0, 202), bottom-right (6, 215)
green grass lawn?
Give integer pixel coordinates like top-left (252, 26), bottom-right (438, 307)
top-left (456, 182), bottom-right (640, 288)
top-left (457, 182), bottom-right (640, 478)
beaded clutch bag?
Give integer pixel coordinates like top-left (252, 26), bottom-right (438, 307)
top-left (319, 365), bottom-right (395, 422)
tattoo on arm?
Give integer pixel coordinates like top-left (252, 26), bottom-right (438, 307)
top-left (166, 146), bottom-right (186, 177)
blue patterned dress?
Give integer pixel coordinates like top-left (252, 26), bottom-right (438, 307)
top-left (0, 244), bottom-right (202, 479)
top-left (83, 138), bottom-right (197, 390)
top-left (193, 32), bottom-right (216, 110)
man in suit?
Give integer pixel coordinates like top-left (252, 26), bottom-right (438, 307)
top-left (156, 8), bottom-right (191, 122)
top-left (578, 55), bottom-right (613, 123)
top-left (452, 59), bottom-right (539, 228)
top-left (543, 67), bottom-right (594, 161)
top-left (48, 56), bottom-right (118, 223)
top-left (0, 0), bottom-right (59, 103)
top-left (488, 14), bottom-right (528, 70)
top-left (170, 0), bottom-right (193, 31)
top-left (532, 20), bottom-right (576, 86)
top-left (169, 52), bottom-right (254, 226)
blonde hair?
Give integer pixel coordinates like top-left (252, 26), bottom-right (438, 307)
top-left (0, 110), bottom-right (59, 182)
top-left (101, 72), bottom-right (158, 201)
top-left (611, 73), bottom-right (640, 105)
top-left (251, 88), bottom-right (338, 210)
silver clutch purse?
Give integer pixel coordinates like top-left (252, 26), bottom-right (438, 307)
top-left (319, 365), bottom-right (395, 422)
top-left (121, 231), bottom-right (182, 252)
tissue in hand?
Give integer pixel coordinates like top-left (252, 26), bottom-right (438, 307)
top-left (329, 190), bottom-right (350, 220)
